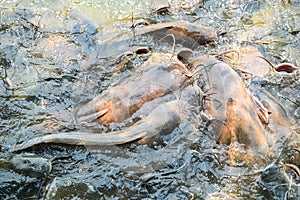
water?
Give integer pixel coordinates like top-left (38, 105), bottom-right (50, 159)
top-left (0, 0), bottom-right (300, 199)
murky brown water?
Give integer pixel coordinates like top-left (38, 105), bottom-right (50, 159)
top-left (1, 0), bottom-right (300, 199)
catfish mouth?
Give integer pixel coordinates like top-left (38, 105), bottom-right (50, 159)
top-left (275, 63), bottom-right (298, 73)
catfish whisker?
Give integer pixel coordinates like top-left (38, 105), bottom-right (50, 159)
top-left (156, 33), bottom-right (176, 60)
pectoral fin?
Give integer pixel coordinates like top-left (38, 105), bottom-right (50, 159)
top-left (75, 108), bottom-right (108, 124)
